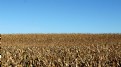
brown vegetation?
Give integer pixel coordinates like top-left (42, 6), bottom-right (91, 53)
top-left (1, 34), bottom-right (121, 67)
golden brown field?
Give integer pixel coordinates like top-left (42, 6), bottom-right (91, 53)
top-left (1, 34), bottom-right (121, 67)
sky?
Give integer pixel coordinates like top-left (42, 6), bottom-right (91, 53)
top-left (0, 0), bottom-right (121, 34)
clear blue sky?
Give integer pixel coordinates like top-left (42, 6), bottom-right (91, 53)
top-left (0, 0), bottom-right (121, 34)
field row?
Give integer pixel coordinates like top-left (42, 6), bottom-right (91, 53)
top-left (1, 34), bottom-right (121, 67)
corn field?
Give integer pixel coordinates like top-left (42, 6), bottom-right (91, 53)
top-left (1, 34), bottom-right (121, 67)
